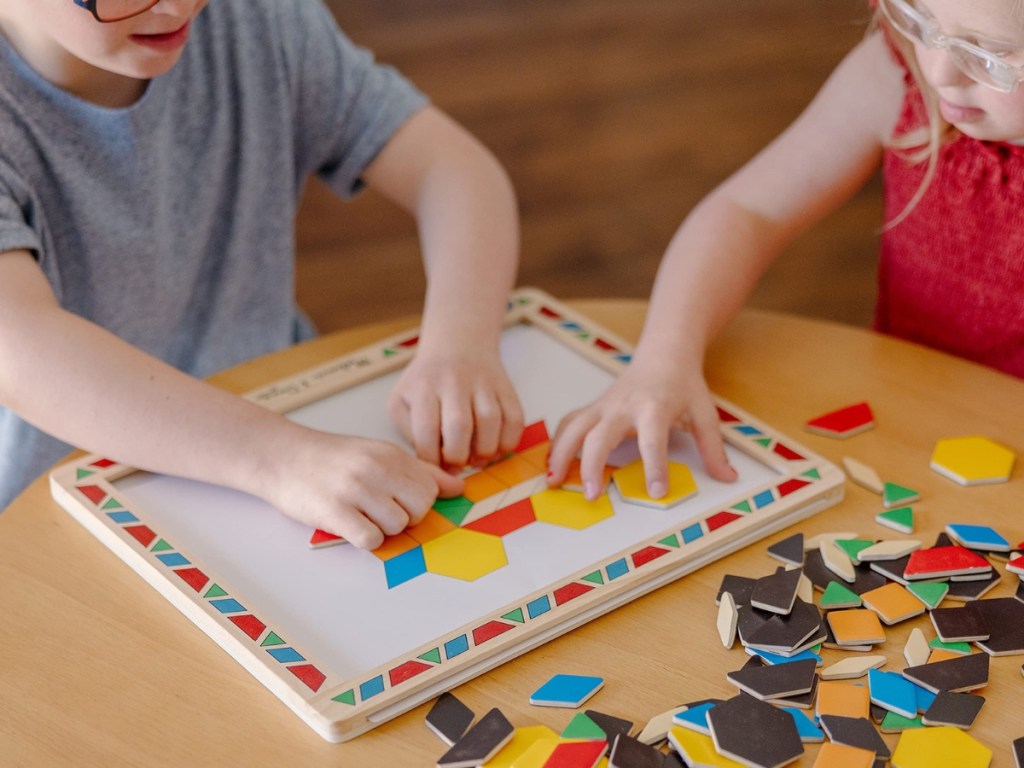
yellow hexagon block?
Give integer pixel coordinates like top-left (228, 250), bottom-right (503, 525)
top-left (930, 435), bottom-right (1015, 486)
top-left (891, 726), bottom-right (992, 768)
top-left (422, 528), bottom-right (507, 581)
top-left (530, 488), bottom-right (614, 529)
top-left (612, 459), bottom-right (698, 508)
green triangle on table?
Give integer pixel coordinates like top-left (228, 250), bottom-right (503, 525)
top-left (802, 468), bottom-right (822, 480)
top-left (581, 570), bottom-right (604, 585)
top-left (820, 580), bottom-right (862, 609)
top-left (907, 581), bottom-right (948, 609)
top-left (658, 534), bottom-right (680, 549)
top-left (834, 538), bottom-right (875, 564)
top-left (418, 648), bottom-right (442, 664)
top-left (332, 689), bottom-right (356, 706)
top-left (755, 437), bottom-right (772, 447)
top-left (203, 584), bottom-right (228, 598)
top-left (882, 482), bottom-right (920, 507)
top-left (560, 712), bottom-right (606, 740)
top-left (151, 539), bottom-right (174, 553)
top-left (731, 500), bottom-right (752, 513)
top-left (881, 711), bottom-right (924, 733)
top-left (876, 506), bottom-right (914, 534)
top-left (76, 468), bottom-right (95, 480)
top-left (101, 497), bottom-right (124, 510)
top-left (433, 496), bottom-right (474, 526)
top-left (501, 608), bottom-right (525, 624)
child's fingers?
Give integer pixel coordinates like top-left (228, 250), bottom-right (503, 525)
top-left (547, 409), bottom-right (597, 485)
top-left (360, 496), bottom-right (413, 538)
top-left (406, 393), bottom-right (442, 466)
top-left (496, 386), bottom-right (525, 455)
top-left (470, 389), bottom-right (502, 461)
top-left (327, 508), bottom-right (386, 551)
top-left (426, 463), bottom-right (465, 499)
top-left (635, 413), bottom-right (671, 498)
top-left (691, 400), bottom-right (737, 482)
top-left (579, 417), bottom-right (631, 500)
top-left (439, 391), bottom-right (474, 468)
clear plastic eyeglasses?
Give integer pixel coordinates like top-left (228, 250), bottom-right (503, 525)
top-left (878, 0), bottom-right (1024, 93)
top-left (73, 0), bottom-right (160, 23)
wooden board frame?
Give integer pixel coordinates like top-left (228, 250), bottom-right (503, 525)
top-left (50, 288), bottom-right (844, 743)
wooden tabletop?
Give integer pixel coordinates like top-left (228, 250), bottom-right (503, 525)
top-left (1, 300), bottom-right (1021, 767)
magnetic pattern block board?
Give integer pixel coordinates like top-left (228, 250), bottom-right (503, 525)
top-left (49, 288), bottom-right (844, 742)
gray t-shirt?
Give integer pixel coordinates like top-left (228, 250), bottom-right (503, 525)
top-left (0, 0), bottom-right (427, 508)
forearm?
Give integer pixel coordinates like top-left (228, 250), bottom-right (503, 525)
top-left (0, 293), bottom-right (293, 496)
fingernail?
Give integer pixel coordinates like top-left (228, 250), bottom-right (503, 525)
top-left (649, 481), bottom-right (667, 498)
top-left (585, 482), bottom-right (597, 499)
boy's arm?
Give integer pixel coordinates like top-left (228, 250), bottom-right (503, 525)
top-left (0, 251), bottom-right (460, 548)
top-left (362, 105), bottom-right (524, 469)
top-left (549, 32), bottom-right (906, 498)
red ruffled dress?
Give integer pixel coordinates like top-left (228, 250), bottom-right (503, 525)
top-left (878, 89), bottom-right (1024, 378)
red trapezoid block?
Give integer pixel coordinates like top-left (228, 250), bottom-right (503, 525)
top-left (77, 484), bottom-right (107, 505)
top-left (465, 498), bottom-right (536, 536)
top-left (773, 443), bottom-right (805, 461)
top-left (514, 420), bottom-right (550, 452)
top-left (706, 511), bottom-right (742, 531)
top-left (174, 567), bottom-right (209, 592)
top-left (288, 664), bottom-right (326, 692)
top-left (389, 659), bottom-right (433, 687)
top-left (229, 614), bottom-right (267, 641)
top-left (553, 581), bottom-right (594, 606)
top-left (631, 545), bottom-right (671, 568)
top-left (805, 401), bottom-right (874, 438)
top-left (124, 525), bottom-right (156, 547)
top-left (472, 620), bottom-right (516, 646)
top-left (777, 478), bottom-right (811, 497)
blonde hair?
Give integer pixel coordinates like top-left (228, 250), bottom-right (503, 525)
top-left (873, 9), bottom-right (959, 228)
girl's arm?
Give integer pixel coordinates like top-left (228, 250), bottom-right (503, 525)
top-left (362, 105), bottom-right (524, 470)
top-left (548, 32), bottom-right (906, 499)
top-left (0, 251), bottom-right (461, 549)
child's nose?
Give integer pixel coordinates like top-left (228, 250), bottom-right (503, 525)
top-left (917, 44), bottom-right (973, 89)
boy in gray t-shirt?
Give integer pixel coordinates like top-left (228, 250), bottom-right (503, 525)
top-left (0, 0), bottom-right (523, 548)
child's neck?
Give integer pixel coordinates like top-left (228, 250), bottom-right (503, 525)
top-left (0, 19), bottom-right (147, 108)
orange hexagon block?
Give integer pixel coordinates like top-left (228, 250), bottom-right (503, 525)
top-left (612, 459), bottom-right (698, 509)
top-left (530, 489), bottom-right (614, 530)
top-left (930, 436), bottom-right (1015, 486)
top-left (422, 528), bottom-right (508, 581)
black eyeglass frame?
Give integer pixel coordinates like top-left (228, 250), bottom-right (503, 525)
top-left (72, 0), bottom-right (160, 23)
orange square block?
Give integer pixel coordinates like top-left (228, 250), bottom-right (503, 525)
top-left (816, 680), bottom-right (871, 719)
top-left (372, 532), bottom-right (420, 561)
top-left (405, 509), bottom-right (457, 544)
top-left (813, 742), bottom-right (876, 768)
top-left (462, 470), bottom-right (509, 502)
top-left (517, 442), bottom-right (550, 472)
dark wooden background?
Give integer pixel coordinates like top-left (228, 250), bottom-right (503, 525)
top-left (298, 0), bottom-right (880, 334)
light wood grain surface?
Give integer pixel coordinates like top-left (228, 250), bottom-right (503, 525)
top-left (1, 300), bottom-right (1021, 767)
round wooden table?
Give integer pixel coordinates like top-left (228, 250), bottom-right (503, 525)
top-left (1, 300), bottom-right (1021, 766)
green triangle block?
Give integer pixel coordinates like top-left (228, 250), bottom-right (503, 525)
top-left (883, 482), bottom-right (920, 507)
top-left (810, 644), bottom-right (822, 654)
top-left (581, 571), bottom-right (604, 585)
top-left (151, 539), bottom-right (174, 552)
top-left (204, 584), bottom-right (228, 598)
top-left (754, 437), bottom-right (772, 447)
top-left (881, 711), bottom-right (924, 732)
top-left (418, 648), bottom-right (442, 664)
top-left (928, 637), bottom-right (971, 655)
top-left (731, 500), bottom-right (752, 513)
top-left (332, 689), bottom-right (356, 706)
top-left (101, 497), bottom-right (124, 510)
top-left (501, 608), bottom-right (525, 623)
top-left (561, 712), bottom-right (606, 740)
top-left (907, 581), bottom-right (948, 610)
top-left (261, 631), bottom-right (286, 648)
top-left (433, 496), bottom-right (474, 526)
top-left (382, 348), bottom-right (397, 357)
top-left (76, 468), bottom-right (95, 480)
top-left (576, 332), bottom-right (590, 340)
top-left (834, 538), bottom-right (875, 564)
top-left (876, 506), bottom-right (915, 533)
top-left (820, 581), bottom-right (862, 609)
top-left (658, 534), bottom-right (680, 549)
top-left (802, 468), bottom-right (822, 480)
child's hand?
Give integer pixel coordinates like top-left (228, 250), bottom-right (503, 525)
top-left (388, 350), bottom-right (524, 470)
top-left (547, 363), bottom-right (737, 501)
top-left (266, 429), bottom-right (464, 551)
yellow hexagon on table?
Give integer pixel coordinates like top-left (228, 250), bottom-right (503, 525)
top-left (930, 435), bottom-right (1015, 486)
top-left (422, 528), bottom-right (507, 580)
top-left (891, 726), bottom-right (992, 768)
top-left (530, 488), bottom-right (614, 529)
top-left (612, 459), bottom-right (698, 508)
